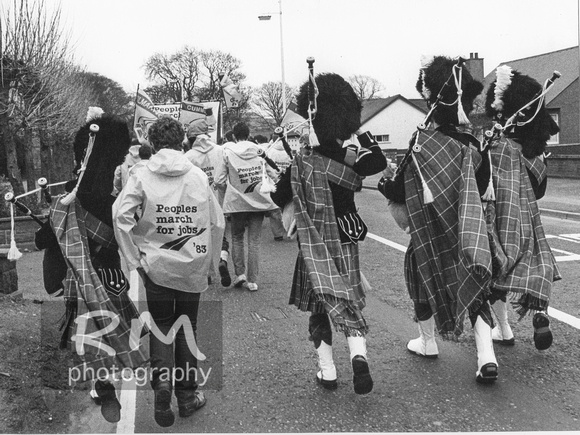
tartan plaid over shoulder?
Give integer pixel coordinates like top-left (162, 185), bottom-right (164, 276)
top-left (291, 151), bottom-right (368, 334)
top-left (404, 129), bottom-right (492, 335)
top-left (50, 197), bottom-right (147, 375)
top-left (486, 137), bottom-right (560, 316)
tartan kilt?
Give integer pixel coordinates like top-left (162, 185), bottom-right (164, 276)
top-left (485, 138), bottom-right (561, 315)
top-left (290, 241), bottom-right (367, 330)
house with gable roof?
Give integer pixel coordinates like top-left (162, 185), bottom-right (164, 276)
top-left (359, 95), bottom-right (427, 152)
top-left (280, 96), bottom-right (428, 156)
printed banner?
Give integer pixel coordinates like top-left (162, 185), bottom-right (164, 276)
top-left (179, 101), bottom-right (221, 143)
top-left (133, 89), bottom-right (158, 147)
top-left (220, 74), bottom-right (242, 109)
top-left (153, 104), bottom-right (180, 120)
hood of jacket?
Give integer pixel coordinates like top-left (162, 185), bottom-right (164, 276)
top-left (123, 144), bottom-right (141, 166)
top-left (270, 140), bottom-right (285, 152)
top-left (192, 135), bottom-right (215, 154)
top-left (146, 148), bottom-right (193, 177)
top-left (226, 141), bottom-right (259, 160)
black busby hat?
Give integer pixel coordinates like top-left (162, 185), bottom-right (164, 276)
top-left (71, 108), bottom-right (131, 199)
top-left (485, 65), bottom-right (559, 158)
top-left (296, 73), bottom-right (362, 145)
top-left (415, 55), bottom-right (483, 126)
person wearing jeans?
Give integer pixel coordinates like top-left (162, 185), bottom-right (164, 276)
top-left (215, 122), bottom-right (277, 292)
top-left (230, 211), bottom-right (265, 287)
top-left (143, 275), bottom-right (201, 409)
top-left (113, 117), bottom-right (224, 427)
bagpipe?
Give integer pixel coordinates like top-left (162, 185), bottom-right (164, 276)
top-left (3, 179), bottom-right (67, 261)
top-left (481, 71), bottom-right (561, 151)
top-left (3, 123), bottom-right (101, 260)
top-left (393, 57), bottom-right (469, 204)
top-left (477, 70), bottom-right (561, 201)
top-left (257, 57), bottom-right (321, 194)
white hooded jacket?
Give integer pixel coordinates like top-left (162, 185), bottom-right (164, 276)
top-left (113, 149), bottom-right (225, 293)
top-left (184, 135), bottom-right (226, 205)
top-left (215, 140), bottom-right (277, 214)
top-left (113, 144), bottom-right (141, 194)
top-left (265, 140), bottom-right (292, 182)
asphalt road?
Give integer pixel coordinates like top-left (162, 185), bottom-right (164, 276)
top-left (17, 187), bottom-right (580, 433)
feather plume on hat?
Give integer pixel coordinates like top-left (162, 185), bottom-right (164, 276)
top-left (485, 67), bottom-right (560, 158)
top-left (490, 65), bottom-right (513, 112)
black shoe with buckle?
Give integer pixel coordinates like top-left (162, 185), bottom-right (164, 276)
top-left (533, 312), bottom-right (553, 350)
top-left (476, 363), bottom-right (498, 384)
top-left (95, 380), bottom-right (121, 423)
top-left (154, 382), bottom-right (175, 427)
top-left (352, 355), bottom-right (373, 395)
top-left (178, 391), bottom-right (207, 418)
top-left (316, 372), bottom-right (338, 390)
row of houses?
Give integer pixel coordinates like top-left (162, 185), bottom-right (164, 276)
top-left (281, 46), bottom-right (580, 178)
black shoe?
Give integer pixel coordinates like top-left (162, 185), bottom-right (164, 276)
top-left (352, 355), bottom-right (373, 395)
top-left (315, 372), bottom-right (338, 390)
top-left (219, 260), bottom-right (232, 287)
top-left (533, 312), bottom-right (553, 350)
top-left (476, 363), bottom-right (498, 384)
top-left (95, 380), bottom-right (121, 423)
top-left (274, 236), bottom-right (284, 241)
top-left (154, 383), bottom-right (175, 427)
top-left (178, 391), bottom-right (207, 418)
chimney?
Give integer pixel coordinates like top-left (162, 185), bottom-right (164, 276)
top-left (464, 52), bottom-right (484, 83)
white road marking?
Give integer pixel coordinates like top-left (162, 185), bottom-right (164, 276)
top-left (366, 232), bottom-right (407, 252)
top-left (117, 269), bottom-right (140, 435)
top-left (546, 234), bottom-right (580, 244)
top-left (368, 231), bottom-right (580, 330)
top-left (560, 234), bottom-right (580, 241)
top-left (547, 307), bottom-right (580, 330)
top-left (117, 377), bottom-right (137, 434)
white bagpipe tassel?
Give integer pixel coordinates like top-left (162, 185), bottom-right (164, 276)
top-left (60, 124), bottom-right (99, 205)
top-left (481, 149), bottom-right (496, 201)
top-left (306, 57), bottom-right (320, 147)
top-left (7, 202), bottom-right (22, 261)
top-left (411, 133), bottom-right (434, 204)
top-left (453, 65), bottom-right (471, 126)
top-left (259, 161), bottom-right (277, 194)
top-left (308, 111), bottom-right (320, 147)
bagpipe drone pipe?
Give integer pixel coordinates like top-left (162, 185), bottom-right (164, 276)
top-left (4, 178), bottom-right (69, 294)
top-left (3, 122), bottom-right (102, 293)
top-left (481, 70), bottom-right (561, 151)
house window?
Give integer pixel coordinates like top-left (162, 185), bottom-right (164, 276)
top-left (374, 134), bottom-right (390, 143)
top-left (548, 113), bottom-right (559, 144)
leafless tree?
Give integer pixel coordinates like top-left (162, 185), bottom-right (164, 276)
top-left (251, 81), bottom-right (295, 128)
top-left (0, 0), bottom-right (88, 195)
top-left (199, 49), bottom-right (245, 102)
top-left (143, 46), bottom-right (202, 102)
top-left (347, 74), bottom-right (385, 100)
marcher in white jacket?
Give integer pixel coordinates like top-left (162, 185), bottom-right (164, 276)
top-left (113, 117), bottom-right (224, 428)
top-left (265, 136), bottom-right (292, 240)
top-left (113, 143), bottom-right (141, 195)
top-left (214, 122), bottom-right (277, 291)
top-left (185, 118), bottom-right (232, 286)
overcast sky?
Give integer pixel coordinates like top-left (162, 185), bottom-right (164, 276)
top-left (50, 0), bottom-right (579, 98)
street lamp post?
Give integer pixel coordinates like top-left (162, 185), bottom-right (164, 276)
top-left (258, 0), bottom-right (286, 120)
